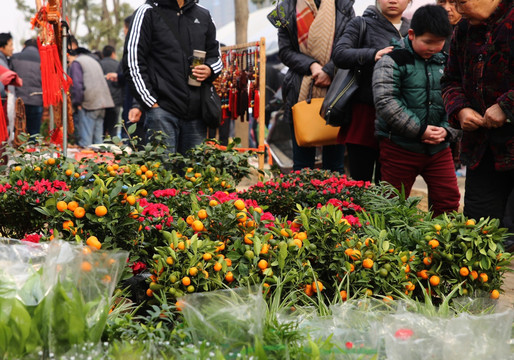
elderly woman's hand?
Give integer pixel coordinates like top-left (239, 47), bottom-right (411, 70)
top-left (457, 107), bottom-right (485, 131)
top-left (483, 104), bottom-right (507, 129)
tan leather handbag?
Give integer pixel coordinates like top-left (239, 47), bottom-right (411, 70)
top-left (292, 81), bottom-right (340, 147)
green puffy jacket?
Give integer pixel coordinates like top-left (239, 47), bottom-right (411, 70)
top-left (372, 37), bottom-right (460, 155)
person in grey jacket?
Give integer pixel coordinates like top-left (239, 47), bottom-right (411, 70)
top-left (268, 0), bottom-right (355, 173)
top-left (11, 39), bottom-right (43, 136)
top-left (69, 50), bottom-right (114, 147)
top-left (332, 0), bottom-right (411, 183)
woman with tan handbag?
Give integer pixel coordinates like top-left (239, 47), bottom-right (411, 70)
top-left (332, 0), bottom-right (411, 182)
top-left (268, 0), bottom-right (355, 173)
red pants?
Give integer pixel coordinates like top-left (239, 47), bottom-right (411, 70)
top-left (380, 139), bottom-right (460, 217)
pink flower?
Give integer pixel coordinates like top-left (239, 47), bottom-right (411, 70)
top-left (260, 212), bottom-right (275, 224)
top-left (153, 189), bottom-right (178, 198)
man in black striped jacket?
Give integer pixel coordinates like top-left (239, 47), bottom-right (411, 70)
top-left (122, 0), bottom-right (222, 154)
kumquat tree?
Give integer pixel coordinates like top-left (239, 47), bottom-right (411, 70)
top-left (0, 131), bottom-right (513, 359)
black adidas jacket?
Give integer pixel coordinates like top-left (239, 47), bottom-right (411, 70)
top-left (122, 0), bottom-right (222, 119)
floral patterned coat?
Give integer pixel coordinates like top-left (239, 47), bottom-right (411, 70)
top-left (441, 0), bottom-right (514, 171)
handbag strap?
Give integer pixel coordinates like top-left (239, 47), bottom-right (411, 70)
top-left (357, 17), bottom-right (367, 48)
top-left (306, 79), bottom-right (315, 104)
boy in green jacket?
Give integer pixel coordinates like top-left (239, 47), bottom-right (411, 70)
top-left (372, 5), bottom-right (461, 217)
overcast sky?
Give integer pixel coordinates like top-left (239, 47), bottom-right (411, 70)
top-left (2, 0), bottom-right (433, 53)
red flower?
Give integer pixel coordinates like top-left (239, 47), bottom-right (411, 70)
top-left (22, 233), bottom-right (41, 243)
top-left (129, 261), bottom-right (147, 275)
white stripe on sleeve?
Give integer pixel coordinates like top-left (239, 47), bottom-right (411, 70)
top-left (127, 4), bottom-right (156, 107)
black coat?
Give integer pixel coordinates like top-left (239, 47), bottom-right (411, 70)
top-left (100, 57), bottom-right (123, 107)
top-left (268, 0), bottom-right (355, 122)
top-left (332, 6), bottom-right (410, 106)
top-left (11, 45), bottom-right (42, 106)
top-left (122, 0), bottom-right (221, 119)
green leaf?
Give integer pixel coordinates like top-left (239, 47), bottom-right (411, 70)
top-left (465, 249), bottom-right (473, 261)
top-left (488, 240), bottom-right (497, 252)
top-left (382, 240), bottom-right (390, 252)
top-left (128, 123), bottom-right (137, 135)
top-left (253, 236), bottom-right (262, 257)
top-left (308, 339), bottom-right (320, 359)
top-left (480, 256), bottom-right (491, 270)
top-left (278, 242), bottom-right (287, 270)
top-left (8, 298), bottom-right (32, 351)
top-left (109, 181), bottom-right (124, 201)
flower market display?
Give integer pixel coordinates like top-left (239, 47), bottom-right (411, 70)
top-left (0, 135), bottom-right (512, 359)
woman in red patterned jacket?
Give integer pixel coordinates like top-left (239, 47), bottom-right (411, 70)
top-left (441, 0), bottom-right (514, 251)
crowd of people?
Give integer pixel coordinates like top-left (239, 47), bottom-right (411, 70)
top-left (271, 0), bottom-right (513, 250)
top-left (0, 14), bottom-right (148, 149)
top-left (0, 0), bottom-right (512, 250)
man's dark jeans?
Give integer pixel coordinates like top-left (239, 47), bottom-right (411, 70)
top-left (145, 107), bottom-right (206, 154)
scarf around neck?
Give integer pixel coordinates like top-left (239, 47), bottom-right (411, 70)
top-left (296, 0), bottom-right (336, 102)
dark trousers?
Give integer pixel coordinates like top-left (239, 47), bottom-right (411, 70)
top-left (25, 105), bottom-right (43, 136)
top-left (464, 149), bottom-right (514, 246)
top-left (145, 107), bottom-right (206, 155)
top-left (207, 118), bottom-right (231, 146)
top-left (104, 107), bottom-right (120, 137)
top-left (290, 122), bottom-right (345, 174)
top-left (346, 143), bottom-right (380, 183)
top-left (380, 139), bottom-right (460, 217)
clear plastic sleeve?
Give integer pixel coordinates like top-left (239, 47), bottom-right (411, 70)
top-left (0, 239), bottom-right (128, 358)
top-left (178, 285), bottom-right (265, 352)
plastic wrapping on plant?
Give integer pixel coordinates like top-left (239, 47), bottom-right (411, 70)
top-left (384, 308), bottom-right (514, 360)
top-left (178, 285), bottom-right (265, 351)
top-left (330, 298), bottom-right (395, 353)
top-left (0, 239), bottom-right (128, 358)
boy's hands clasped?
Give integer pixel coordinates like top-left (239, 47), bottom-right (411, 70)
top-left (422, 125), bottom-right (447, 144)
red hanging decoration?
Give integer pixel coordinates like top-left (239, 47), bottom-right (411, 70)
top-left (34, 1), bottom-right (72, 108)
top-left (0, 100), bottom-right (7, 143)
top-left (253, 90), bottom-right (260, 121)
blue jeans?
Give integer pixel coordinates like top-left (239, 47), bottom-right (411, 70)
top-left (290, 122), bottom-right (345, 173)
top-left (74, 108), bottom-right (104, 147)
top-left (145, 107), bottom-right (206, 154)
top-left (24, 105), bottom-right (43, 136)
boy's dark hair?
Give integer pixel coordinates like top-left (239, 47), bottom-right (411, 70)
top-left (0, 33), bottom-right (12, 48)
top-left (102, 45), bottom-right (115, 58)
top-left (411, 5), bottom-right (452, 38)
